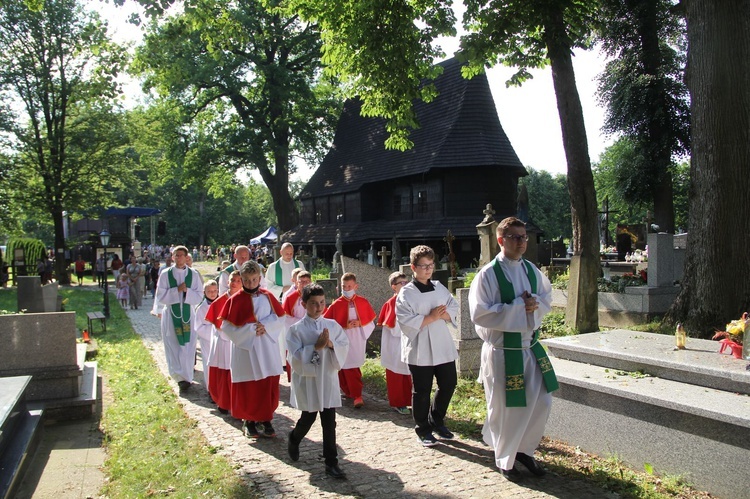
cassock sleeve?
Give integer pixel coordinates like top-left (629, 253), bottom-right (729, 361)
top-left (193, 302), bottom-right (213, 342)
top-left (221, 321), bottom-right (259, 351)
top-left (440, 283), bottom-right (459, 327)
top-left (185, 270), bottom-right (204, 306)
top-left (286, 323), bottom-right (318, 377)
top-left (325, 321), bottom-right (349, 371)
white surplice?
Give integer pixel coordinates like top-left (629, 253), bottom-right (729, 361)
top-left (468, 253), bottom-right (553, 471)
top-left (193, 298), bottom-right (212, 387)
top-left (286, 315), bottom-right (350, 412)
top-left (217, 262), bottom-right (240, 295)
top-left (156, 265), bottom-right (204, 383)
top-left (396, 281), bottom-right (458, 366)
top-left (221, 293), bottom-right (285, 383)
top-left (380, 322), bottom-right (411, 375)
top-left (342, 302), bottom-right (375, 369)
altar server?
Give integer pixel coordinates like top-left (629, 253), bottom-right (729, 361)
top-left (219, 261), bottom-right (286, 438)
top-left (286, 284), bottom-right (349, 479)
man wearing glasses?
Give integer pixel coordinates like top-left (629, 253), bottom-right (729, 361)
top-left (468, 217), bottom-right (558, 481)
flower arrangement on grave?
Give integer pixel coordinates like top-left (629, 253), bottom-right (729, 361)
top-left (712, 312), bottom-right (748, 359)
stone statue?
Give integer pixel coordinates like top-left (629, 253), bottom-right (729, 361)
top-left (391, 235), bottom-right (401, 270)
top-left (332, 230), bottom-right (342, 273)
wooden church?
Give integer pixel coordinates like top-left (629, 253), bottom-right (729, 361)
top-left (283, 57), bottom-right (528, 267)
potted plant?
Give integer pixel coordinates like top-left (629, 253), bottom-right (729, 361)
top-left (712, 312), bottom-right (748, 359)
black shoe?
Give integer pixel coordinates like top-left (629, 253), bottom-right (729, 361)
top-left (260, 421), bottom-right (276, 438)
top-left (178, 381), bottom-right (191, 391)
top-left (516, 452), bottom-right (546, 476)
top-left (325, 463), bottom-right (346, 479)
top-left (417, 433), bottom-right (438, 447)
top-left (242, 420), bottom-right (259, 438)
top-left (433, 425), bottom-right (454, 440)
top-left (501, 465), bottom-right (522, 481)
top-left (288, 432), bottom-right (299, 462)
top-left (218, 407), bottom-right (229, 415)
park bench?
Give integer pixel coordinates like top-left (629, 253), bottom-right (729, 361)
top-left (86, 311), bottom-right (106, 334)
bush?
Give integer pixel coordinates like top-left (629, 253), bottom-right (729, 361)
top-left (551, 271), bottom-right (569, 289)
top-left (5, 237), bottom-right (46, 267)
top-left (539, 311), bottom-right (576, 338)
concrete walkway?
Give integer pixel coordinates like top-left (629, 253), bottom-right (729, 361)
top-left (126, 297), bottom-right (613, 498)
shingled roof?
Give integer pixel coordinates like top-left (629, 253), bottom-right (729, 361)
top-left (300, 57), bottom-right (525, 197)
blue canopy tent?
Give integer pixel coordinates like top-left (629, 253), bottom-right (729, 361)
top-left (249, 226), bottom-right (278, 245)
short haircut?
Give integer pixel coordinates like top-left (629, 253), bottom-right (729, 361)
top-left (234, 245), bottom-right (250, 256)
top-left (173, 245), bottom-right (189, 256)
top-left (240, 260), bottom-right (261, 276)
top-left (229, 270), bottom-right (241, 279)
top-left (389, 271), bottom-right (407, 285)
top-left (297, 270), bottom-right (312, 280)
top-left (302, 283), bottom-right (325, 302)
top-left (203, 279), bottom-right (218, 291)
top-left (291, 268), bottom-right (302, 280)
top-left (496, 217), bottom-right (526, 237)
top-left (280, 242), bottom-right (293, 251)
top-left (341, 272), bottom-right (357, 282)
top-left (410, 245), bottom-right (435, 265)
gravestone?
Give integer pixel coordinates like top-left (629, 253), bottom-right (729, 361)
top-left (452, 288), bottom-right (483, 376)
top-left (390, 236), bottom-right (401, 271)
top-left (367, 241), bottom-right (376, 266)
top-left (378, 246), bottom-right (391, 269)
top-left (17, 276), bottom-right (60, 313)
top-left (476, 204), bottom-right (498, 267)
top-left (356, 249), bottom-right (367, 262)
top-left (316, 278), bottom-right (339, 306)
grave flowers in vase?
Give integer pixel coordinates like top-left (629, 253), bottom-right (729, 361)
top-left (712, 312), bottom-right (748, 359)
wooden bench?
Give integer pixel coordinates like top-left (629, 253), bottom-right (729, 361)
top-left (86, 311), bottom-right (106, 334)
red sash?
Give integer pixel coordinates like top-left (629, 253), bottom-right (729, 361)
top-left (282, 288), bottom-right (301, 316)
top-left (324, 294), bottom-right (376, 328)
top-left (377, 295), bottom-right (397, 328)
top-left (205, 293), bottom-right (230, 329)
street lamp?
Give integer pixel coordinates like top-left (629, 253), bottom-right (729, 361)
top-left (99, 229), bottom-right (111, 318)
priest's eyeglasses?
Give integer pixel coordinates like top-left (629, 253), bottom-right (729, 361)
top-left (504, 234), bottom-right (529, 243)
top-left (415, 263), bottom-right (435, 270)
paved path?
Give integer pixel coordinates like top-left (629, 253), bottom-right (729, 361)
top-left (125, 298), bottom-right (612, 499)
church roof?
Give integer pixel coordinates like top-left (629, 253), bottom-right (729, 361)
top-left (300, 57), bottom-right (525, 197)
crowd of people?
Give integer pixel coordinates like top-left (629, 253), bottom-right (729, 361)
top-left (145, 217), bottom-right (558, 482)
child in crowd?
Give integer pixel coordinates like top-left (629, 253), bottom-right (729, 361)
top-left (281, 267), bottom-right (303, 303)
top-left (286, 284), bottom-right (349, 479)
top-left (193, 280), bottom-right (219, 390)
top-left (396, 245), bottom-right (459, 447)
top-left (116, 272), bottom-right (130, 308)
top-left (219, 261), bottom-right (285, 438)
top-left (323, 272), bottom-right (376, 408)
top-left (378, 271), bottom-right (413, 415)
top-left (204, 271), bottom-right (242, 414)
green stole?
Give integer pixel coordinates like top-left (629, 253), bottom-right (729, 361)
top-left (275, 258), bottom-right (300, 285)
top-left (492, 258), bottom-right (559, 407)
top-left (167, 267), bottom-right (193, 346)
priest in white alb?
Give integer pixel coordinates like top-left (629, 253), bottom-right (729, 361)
top-left (265, 242), bottom-right (305, 298)
top-left (468, 217), bottom-right (559, 481)
top-left (156, 245), bottom-right (204, 393)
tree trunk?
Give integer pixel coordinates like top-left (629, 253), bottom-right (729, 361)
top-left (52, 207), bottom-right (71, 286)
top-left (666, 0), bottom-right (750, 336)
top-left (544, 9), bottom-right (600, 333)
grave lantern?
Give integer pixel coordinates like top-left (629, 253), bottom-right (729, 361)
top-left (99, 229), bottom-right (110, 318)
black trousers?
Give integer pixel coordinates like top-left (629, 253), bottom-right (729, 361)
top-left (409, 361), bottom-right (457, 437)
top-left (290, 408), bottom-right (338, 466)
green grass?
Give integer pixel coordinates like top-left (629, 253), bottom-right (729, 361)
top-left (0, 287), bottom-right (255, 498)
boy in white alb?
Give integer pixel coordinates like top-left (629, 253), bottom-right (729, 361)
top-left (286, 284), bottom-right (349, 479)
top-left (219, 261), bottom-right (286, 438)
top-left (396, 245), bottom-right (459, 447)
top-left (193, 279), bottom-right (219, 390)
top-left (323, 272), bottom-right (376, 408)
top-left (377, 271), bottom-right (412, 415)
top-left (282, 271), bottom-right (313, 381)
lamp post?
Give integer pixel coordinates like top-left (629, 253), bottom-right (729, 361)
top-left (99, 229), bottom-right (111, 318)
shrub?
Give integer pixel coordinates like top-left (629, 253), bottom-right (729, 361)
top-left (5, 237), bottom-right (46, 267)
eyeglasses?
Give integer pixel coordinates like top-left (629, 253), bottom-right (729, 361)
top-left (415, 263), bottom-right (435, 270)
top-left (504, 234), bottom-right (529, 243)
top-left (394, 281), bottom-right (409, 286)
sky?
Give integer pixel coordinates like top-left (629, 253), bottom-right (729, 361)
top-left (97, 1), bottom-right (613, 179)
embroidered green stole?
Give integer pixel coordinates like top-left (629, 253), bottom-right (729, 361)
top-left (492, 259), bottom-right (559, 407)
top-left (167, 267), bottom-right (193, 346)
top-left (274, 258), bottom-right (300, 285)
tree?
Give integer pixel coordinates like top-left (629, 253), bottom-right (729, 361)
top-left (133, 0), bottom-right (340, 231)
top-left (666, 0), bottom-right (750, 336)
top-left (596, 0), bottom-right (690, 234)
top-left (0, 0), bottom-right (128, 283)
top-left (282, 0), bottom-right (601, 331)
top-left (521, 168), bottom-right (571, 241)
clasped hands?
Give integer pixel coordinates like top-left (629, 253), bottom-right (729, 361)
top-left (314, 328), bottom-right (334, 350)
top-left (429, 304), bottom-right (451, 322)
top-left (522, 291), bottom-right (539, 313)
